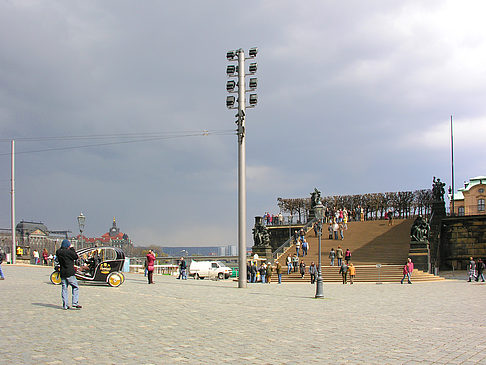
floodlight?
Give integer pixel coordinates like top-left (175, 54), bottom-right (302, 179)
top-left (249, 47), bottom-right (258, 58)
top-left (226, 96), bottom-right (236, 108)
top-left (227, 50), bottom-right (236, 60)
top-left (249, 78), bottom-right (257, 90)
top-left (226, 65), bottom-right (236, 76)
top-left (248, 62), bottom-right (257, 74)
top-left (226, 80), bottom-right (236, 92)
top-left (249, 94), bottom-right (257, 106)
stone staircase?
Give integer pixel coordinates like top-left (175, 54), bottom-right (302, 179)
top-left (276, 218), bottom-right (444, 282)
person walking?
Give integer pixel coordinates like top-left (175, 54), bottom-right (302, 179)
top-left (336, 246), bottom-right (344, 266)
top-left (401, 258), bottom-right (414, 284)
top-left (329, 248), bottom-right (336, 266)
top-left (250, 262), bottom-right (257, 283)
top-left (56, 240), bottom-right (82, 310)
top-left (275, 261), bottom-right (282, 284)
top-left (475, 258), bottom-right (485, 282)
top-left (42, 248), bottom-right (49, 266)
top-left (286, 255), bottom-right (292, 275)
top-left (339, 261), bottom-right (348, 284)
top-left (292, 254), bottom-right (299, 273)
top-left (146, 250), bottom-right (155, 284)
top-left (309, 262), bottom-right (317, 284)
top-left (259, 263), bottom-right (266, 283)
top-left (302, 239), bottom-right (308, 257)
top-left (349, 263), bottom-right (356, 284)
top-left (467, 257), bottom-right (476, 282)
top-left (328, 223), bottom-right (333, 239)
top-left (0, 247), bottom-right (6, 280)
top-left (178, 257), bottom-right (187, 280)
top-left (295, 239), bottom-right (301, 257)
top-left (299, 260), bottom-right (306, 279)
top-left (345, 249), bottom-right (351, 264)
top-left (33, 249), bottom-right (40, 265)
top-left (266, 262), bottom-right (273, 284)
top-left (339, 223), bottom-right (345, 240)
top-left (333, 221), bottom-right (339, 240)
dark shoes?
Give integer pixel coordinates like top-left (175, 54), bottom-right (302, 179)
top-left (63, 306), bottom-right (70, 310)
top-left (72, 305), bottom-right (82, 309)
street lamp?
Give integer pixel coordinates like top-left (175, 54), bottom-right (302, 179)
top-left (226, 47), bottom-right (259, 288)
top-left (314, 201), bottom-right (324, 298)
top-left (77, 212), bottom-right (86, 249)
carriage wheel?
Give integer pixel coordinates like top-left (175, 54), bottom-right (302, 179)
top-left (50, 271), bottom-right (61, 285)
top-left (107, 272), bottom-right (123, 287)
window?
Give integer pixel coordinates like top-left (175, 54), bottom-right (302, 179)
top-left (479, 188), bottom-right (484, 193)
top-left (478, 199), bottom-right (485, 212)
top-left (458, 207), bottom-right (465, 216)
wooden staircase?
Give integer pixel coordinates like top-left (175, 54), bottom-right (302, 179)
top-left (276, 218), bottom-right (444, 282)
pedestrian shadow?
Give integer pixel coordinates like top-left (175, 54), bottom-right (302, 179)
top-left (32, 302), bottom-right (63, 310)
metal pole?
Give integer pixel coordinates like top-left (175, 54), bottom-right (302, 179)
top-left (315, 218), bottom-right (324, 298)
top-left (237, 49), bottom-right (247, 288)
top-left (450, 115), bottom-right (455, 216)
top-left (11, 140), bottom-right (16, 264)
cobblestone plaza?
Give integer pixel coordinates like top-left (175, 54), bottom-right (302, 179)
top-left (1, 265), bottom-right (485, 364)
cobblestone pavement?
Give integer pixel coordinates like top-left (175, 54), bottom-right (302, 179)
top-left (1, 265), bottom-right (485, 364)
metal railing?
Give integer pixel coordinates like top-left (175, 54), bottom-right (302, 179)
top-left (272, 218), bottom-right (317, 260)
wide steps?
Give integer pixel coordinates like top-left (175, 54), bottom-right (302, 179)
top-left (280, 265), bottom-right (444, 283)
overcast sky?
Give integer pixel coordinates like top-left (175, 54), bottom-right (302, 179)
top-left (1, 1), bottom-right (485, 247)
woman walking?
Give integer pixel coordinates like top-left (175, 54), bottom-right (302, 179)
top-left (349, 263), bottom-right (356, 284)
top-left (146, 250), bottom-right (155, 284)
top-left (309, 262), bottom-right (317, 284)
top-left (345, 249), bottom-right (351, 264)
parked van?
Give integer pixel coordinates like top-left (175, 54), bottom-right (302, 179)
top-left (189, 260), bottom-right (232, 280)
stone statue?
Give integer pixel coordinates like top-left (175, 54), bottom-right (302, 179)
top-left (410, 215), bottom-right (430, 242)
top-left (252, 217), bottom-right (270, 247)
top-left (432, 176), bottom-right (446, 202)
top-left (310, 188), bottom-right (321, 209)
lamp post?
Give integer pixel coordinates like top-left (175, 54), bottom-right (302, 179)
top-left (77, 212), bottom-right (86, 249)
top-left (226, 47), bottom-right (258, 288)
top-left (314, 201), bottom-right (324, 298)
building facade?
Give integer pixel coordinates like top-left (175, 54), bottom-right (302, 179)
top-left (450, 176), bottom-right (486, 216)
top-left (77, 218), bottom-right (133, 254)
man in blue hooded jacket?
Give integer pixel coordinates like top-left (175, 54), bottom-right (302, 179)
top-left (56, 240), bottom-right (82, 310)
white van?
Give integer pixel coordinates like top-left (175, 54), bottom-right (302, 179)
top-left (189, 260), bottom-right (232, 280)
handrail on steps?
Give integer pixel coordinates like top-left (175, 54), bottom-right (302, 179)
top-left (272, 218), bottom-right (317, 260)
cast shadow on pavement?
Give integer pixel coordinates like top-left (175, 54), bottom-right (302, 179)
top-left (32, 302), bottom-right (63, 310)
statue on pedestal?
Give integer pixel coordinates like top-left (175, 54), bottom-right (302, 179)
top-left (252, 217), bottom-right (270, 247)
top-left (432, 176), bottom-right (446, 202)
top-left (310, 188), bottom-right (321, 209)
top-left (410, 215), bottom-right (430, 242)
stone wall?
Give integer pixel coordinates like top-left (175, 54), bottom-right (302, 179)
top-left (266, 225), bottom-right (304, 251)
top-left (440, 215), bottom-right (486, 270)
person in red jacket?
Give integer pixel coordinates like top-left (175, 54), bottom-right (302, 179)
top-left (401, 258), bottom-right (414, 284)
top-left (146, 250), bottom-right (156, 284)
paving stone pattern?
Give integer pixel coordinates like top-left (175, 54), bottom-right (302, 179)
top-left (1, 265), bottom-right (485, 364)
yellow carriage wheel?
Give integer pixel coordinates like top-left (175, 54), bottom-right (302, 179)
top-left (50, 271), bottom-right (62, 285)
top-left (107, 272), bottom-right (123, 287)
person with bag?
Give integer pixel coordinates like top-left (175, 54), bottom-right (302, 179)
top-left (146, 250), bottom-right (155, 284)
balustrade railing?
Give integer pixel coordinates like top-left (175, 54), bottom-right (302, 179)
top-left (272, 218), bottom-right (317, 260)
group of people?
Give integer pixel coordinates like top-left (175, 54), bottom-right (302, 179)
top-left (328, 246), bottom-right (351, 266)
top-left (467, 257), bottom-right (485, 282)
top-left (247, 261), bottom-right (283, 284)
top-left (32, 248), bottom-right (53, 266)
top-left (262, 212), bottom-right (284, 225)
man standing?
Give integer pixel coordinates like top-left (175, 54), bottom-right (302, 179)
top-left (475, 258), bottom-right (485, 282)
top-left (275, 261), bottom-right (282, 284)
top-left (56, 240), bottom-right (81, 310)
top-left (336, 246), bottom-right (343, 266)
top-left (178, 257), bottom-right (187, 280)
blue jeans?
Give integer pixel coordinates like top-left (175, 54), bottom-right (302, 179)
top-left (401, 273), bottom-right (411, 284)
top-left (287, 264), bottom-right (292, 274)
top-left (278, 274), bottom-right (282, 284)
top-left (251, 273), bottom-right (256, 283)
top-left (296, 248), bottom-right (300, 257)
top-left (337, 258), bottom-right (342, 266)
top-left (261, 274), bottom-right (266, 283)
top-left (330, 258), bottom-right (335, 266)
top-left (0, 264), bottom-right (4, 278)
top-left (334, 231), bottom-right (338, 240)
top-left (61, 275), bottom-right (79, 308)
